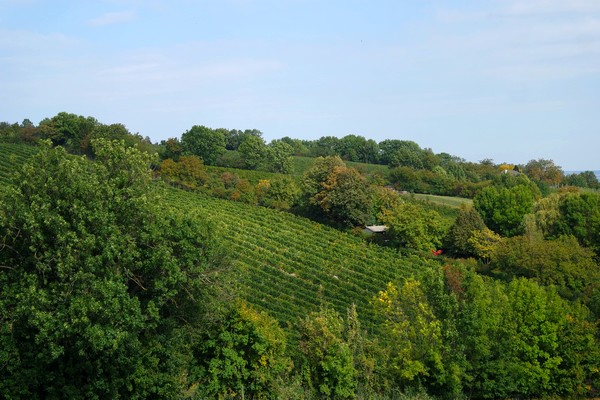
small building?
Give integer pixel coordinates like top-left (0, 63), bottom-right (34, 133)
top-left (363, 225), bottom-right (388, 234)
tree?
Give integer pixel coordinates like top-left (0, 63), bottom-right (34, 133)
top-left (38, 112), bottom-right (98, 153)
top-left (309, 136), bottom-right (341, 157)
top-left (531, 191), bottom-right (600, 254)
top-left (473, 184), bottom-right (536, 237)
top-left (371, 186), bottom-right (402, 220)
top-left (314, 166), bottom-right (373, 226)
top-left (444, 205), bottom-right (487, 258)
top-left (159, 155), bottom-right (207, 190)
top-left (453, 268), bottom-right (599, 398)
top-left (238, 134), bottom-right (267, 170)
top-left (193, 302), bottom-right (292, 399)
top-left (0, 140), bottom-right (230, 398)
top-left (299, 308), bottom-right (357, 399)
top-left (338, 134), bottom-right (379, 163)
top-left (379, 202), bottom-right (446, 252)
top-left (279, 136), bottom-right (308, 156)
top-left (373, 280), bottom-right (445, 390)
top-left (468, 227), bottom-right (502, 263)
top-left (159, 137), bottom-right (184, 161)
top-left (493, 279), bottom-right (566, 397)
top-left (491, 235), bottom-right (599, 298)
top-left (389, 166), bottom-right (420, 192)
top-left (379, 140), bottom-right (425, 169)
top-left (265, 140), bottom-right (293, 173)
top-left (555, 192), bottom-right (600, 253)
top-left (524, 159), bottom-right (564, 186)
top-left (564, 171), bottom-right (599, 189)
top-left (181, 125), bottom-right (226, 165)
top-left (256, 177), bottom-right (299, 210)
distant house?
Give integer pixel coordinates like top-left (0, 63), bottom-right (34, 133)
top-left (363, 225), bottom-right (388, 234)
top-left (502, 169), bottom-right (520, 176)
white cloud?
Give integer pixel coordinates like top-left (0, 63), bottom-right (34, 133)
top-left (505, 0), bottom-right (600, 16)
top-left (427, 1), bottom-right (600, 83)
top-left (87, 11), bottom-right (136, 27)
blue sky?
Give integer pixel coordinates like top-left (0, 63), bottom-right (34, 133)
top-left (1, 0), bottom-right (599, 170)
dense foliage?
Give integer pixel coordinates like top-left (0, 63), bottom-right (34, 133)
top-left (1, 113), bottom-right (599, 398)
top-left (0, 141), bottom-right (230, 398)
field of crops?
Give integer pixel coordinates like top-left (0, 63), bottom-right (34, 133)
top-left (0, 143), bottom-right (38, 185)
top-left (163, 187), bottom-right (428, 328)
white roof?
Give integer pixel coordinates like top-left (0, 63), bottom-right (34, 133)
top-left (364, 225), bottom-right (388, 233)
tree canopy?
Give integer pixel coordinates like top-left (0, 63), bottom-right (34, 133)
top-left (0, 140), bottom-right (230, 398)
top-left (181, 125), bottom-right (226, 165)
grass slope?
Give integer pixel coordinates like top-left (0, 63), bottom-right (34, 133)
top-left (413, 193), bottom-right (473, 208)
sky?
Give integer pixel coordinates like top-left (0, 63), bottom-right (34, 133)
top-left (1, 0), bottom-right (599, 170)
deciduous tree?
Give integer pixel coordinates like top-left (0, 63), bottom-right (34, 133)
top-left (444, 206), bottom-right (487, 258)
top-left (380, 202), bottom-right (445, 252)
top-left (0, 140), bottom-right (230, 398)
top-left (299, 308), bottom-right (357, 399)
top-left (181, 125), bottom-right (226, 165)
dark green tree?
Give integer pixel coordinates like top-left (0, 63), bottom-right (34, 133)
top-left (444, 205), bottom-right (487, 257)
top-left (564, 171), bottom-right (600, 189)
top-left (379, 140), bottom-right (425, 169)
top-left (338, 134), bottom-right (379, 163)
top-left (159, 137), bottom-right (184, 161)
top-left (555, 192), bottom-right (600, 253)
top-left (0, 140), bottom-right (230, 398)
top-left (310, 136), bottom-right (341, 157)
top-left (474, 184), bottom-right (536, 237)
top-left (193, 302), bottom-right (292, 399)
top-left (181, 125), bottom-right (226, 165)
top-left (379, 202), bottom-right (446, 252)
top-left (491, 235), bottom-right (599, 298)
top-left (389, 166), bottom-right (420, 192)
top-left (38, 112), bottom-right (98, 153)
top-left (238, 134), bottom-right (267, 170)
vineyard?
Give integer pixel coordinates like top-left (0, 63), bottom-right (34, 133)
top-left (163, 187), bottom-right (429, 328)
top-left (0, 143), bottom-right (38, 185)
top-left (0, 142), bottom-right (428, 329)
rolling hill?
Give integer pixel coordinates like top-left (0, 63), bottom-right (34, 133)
top-left (163, 187), bottom-right (428, 329)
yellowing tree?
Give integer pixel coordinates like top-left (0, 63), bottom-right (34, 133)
top-left (374, 280), bottom-right (445, 389)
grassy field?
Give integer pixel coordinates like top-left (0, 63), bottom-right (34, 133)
top-left (413, 193), bottom-right (473, 208)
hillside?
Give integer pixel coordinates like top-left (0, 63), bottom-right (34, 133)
top-left (0, 143), bottom-right (426, 329)
top-left (164, 186), bottom-right (427, 328)
top-left (0, 143), bottom-right (38, 185)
